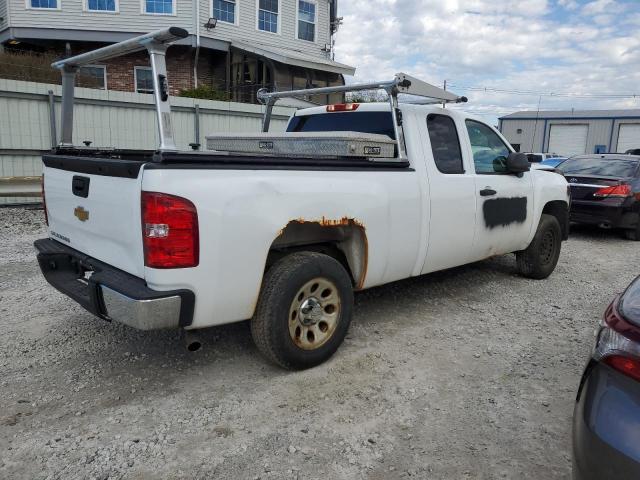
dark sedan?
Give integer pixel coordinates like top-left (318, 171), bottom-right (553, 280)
top-left (573, 275), bottom-right (640, 479)
top-left (559, 154), bottom-right (640, 240)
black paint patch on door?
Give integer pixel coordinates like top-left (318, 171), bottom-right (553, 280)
top-left (483, 197), bottom-right (527, 229)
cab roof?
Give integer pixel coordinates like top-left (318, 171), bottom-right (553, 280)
top-left (293, 102), bottom-right (488, 125)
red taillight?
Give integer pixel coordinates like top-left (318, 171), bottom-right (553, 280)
top-left (141, 192), bottom-right (199, 269)
top-left (598, 297), bottom-right (640, 382)
top-left (41, 175), bottom-right (48, 226)
top-left (326, 103), bottom-right (360, 112)
top-left (604, 355), bottom-right (640, 382)
top-left (593, 184), bottom-right (632, 198)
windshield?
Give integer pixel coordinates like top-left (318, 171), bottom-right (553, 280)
top-left (558, 157), bottom-right (638, 177)
top-left (287, 111), bottom-right (396, 139)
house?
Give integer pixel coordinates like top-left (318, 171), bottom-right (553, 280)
top-left (0, 0), bottom-right (355, 103)
top-left (499, 109), bottom-right (640, 157)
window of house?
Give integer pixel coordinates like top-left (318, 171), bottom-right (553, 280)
top-left (297, 1), bottom-right (316, 41)
top-left (213, 0), bottom-right (235, 23)
top-left (258, 0), bottom-right (279, 33)
top-left (87, 0), bottom-right (116, 11)
top-left (466, 119), bottom-right (511, 174)
top-left (144, 0), bottom-right (174, 15)
top-left (78, 66), bottom-right (107, 89)
top-left (135, 67), bottom-right (154, 94)
top-left (30, 0), bottom-right (58, 8)
top-left (427, 114), bottom-right (464, 174)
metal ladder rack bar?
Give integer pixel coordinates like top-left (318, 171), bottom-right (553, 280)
top-left (257, 72), bottom-right (467, 160)
top-left (51, 27), bottom-right (189, 151)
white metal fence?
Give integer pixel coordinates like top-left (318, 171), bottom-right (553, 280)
top-left (0, 79), bottom-right (295, 204)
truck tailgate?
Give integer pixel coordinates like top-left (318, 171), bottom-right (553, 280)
top-left (43, 156), bottom-right (146, 278)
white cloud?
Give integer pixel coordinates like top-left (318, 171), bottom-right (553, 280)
top-left (558, 0), bottom-right (580, 10)
top-left (582, 0), bottom-right (618, 15)
top-left (333, 0), bottom-right (640, 124)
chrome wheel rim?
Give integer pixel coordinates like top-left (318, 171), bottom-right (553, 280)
top-left (289, 277), bottom-right (341, 350)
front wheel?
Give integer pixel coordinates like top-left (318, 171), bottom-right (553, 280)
top-left (251, 252), bottom-right (354, 370)
top-left (516, 214), bottom-right (562, 279)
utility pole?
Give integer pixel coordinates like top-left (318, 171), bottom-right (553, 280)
top-left (442, 80), bottom-right (447, 108)
top-left (531, 95), bottom-right (542, 152)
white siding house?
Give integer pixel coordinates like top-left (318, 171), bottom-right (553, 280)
top-left (0, 0), bottom-right (354, 102)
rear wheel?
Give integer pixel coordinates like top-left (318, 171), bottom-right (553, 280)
top-left (516, 214), bottom-right (562, 279)
top-left (251, 252), bottom-right (354, 370)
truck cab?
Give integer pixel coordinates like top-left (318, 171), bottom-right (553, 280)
top-left (287, 102), bottom-right (569, 273)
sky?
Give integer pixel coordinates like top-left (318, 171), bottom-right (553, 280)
top-left (333, 0), bottom-right (640, 125)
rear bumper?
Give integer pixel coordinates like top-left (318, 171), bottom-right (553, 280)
top-left (570, 199), bottom-right (639, 229)
top-left (34, 238), bottom-right (194, 330)
top-left (572, 360), bottom-right (640, 480)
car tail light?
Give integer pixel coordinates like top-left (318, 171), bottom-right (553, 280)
top-left (603, 355), bottom-right (640, 382)
top-left (596, 280), bottom-right (640, 382)
top-left (41, 175), bottom-right (48, 226)
top-left (593, 184), bottom-right (632, 198)
top-left (141, 192), bottom-right (199, 269)
top-left (326, 103), bottom-right (360, 112)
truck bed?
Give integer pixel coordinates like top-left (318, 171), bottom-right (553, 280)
top-left (43, 148), bottom-right (412, 177)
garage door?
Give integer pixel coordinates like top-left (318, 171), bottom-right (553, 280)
top-left (617, 124), bottom-right (640, 153)
top-left (548, 124), bottom-right (588, 157)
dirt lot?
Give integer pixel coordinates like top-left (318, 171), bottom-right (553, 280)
top-left (1, 206), bottom-right (638, 480)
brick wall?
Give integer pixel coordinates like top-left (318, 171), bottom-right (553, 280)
top-left (59, 43), bottom-right (226, 95)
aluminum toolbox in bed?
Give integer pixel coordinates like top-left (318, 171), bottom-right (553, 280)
top-left (205, 132), bottom-right (397, 159)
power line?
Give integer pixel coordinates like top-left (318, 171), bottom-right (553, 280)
top-left (447, 82), bottom-right (640, 99)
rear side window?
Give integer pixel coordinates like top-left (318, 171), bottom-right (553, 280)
top-left (287, 111), bottom-right (396, 139)
top-left (426, 114), bottom-right (464, 174)
top-left (559, 157), bottom-right (639, 178)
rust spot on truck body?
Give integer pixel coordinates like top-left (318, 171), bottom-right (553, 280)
top-left (289, 216), bottom-right (365, 228)
top-left (357, 231), bottom-right (369, 291)
top-left (279, 217), bottom-right (368, 290)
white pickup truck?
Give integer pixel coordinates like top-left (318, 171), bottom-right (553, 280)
top-left (35, 29), bottom-right (570, 369)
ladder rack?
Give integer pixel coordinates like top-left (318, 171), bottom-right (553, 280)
top-left (257, 73), bottom-right (467, 160)
top-left (52, 27), bottom-right (189, 151)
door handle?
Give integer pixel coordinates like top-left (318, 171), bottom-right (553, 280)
top-left (479, 188), bottom-right (497, 197)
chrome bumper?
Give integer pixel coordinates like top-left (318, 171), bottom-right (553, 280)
top-left (101, 286), bottom-right (182, 330)
top-left (35, 238), bottom-right (195, 330)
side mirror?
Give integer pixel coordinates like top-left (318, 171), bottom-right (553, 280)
top-left (506, 152), bottom-right (530, 175)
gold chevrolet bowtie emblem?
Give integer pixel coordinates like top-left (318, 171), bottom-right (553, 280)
top-left (74, 206), bottom-right (89, 222)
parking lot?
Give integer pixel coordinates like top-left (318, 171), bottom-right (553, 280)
top-left (0, 206), bottom-right (638, 480)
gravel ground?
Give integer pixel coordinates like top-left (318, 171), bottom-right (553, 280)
top-left (1, 206), bottom-right (639, 480)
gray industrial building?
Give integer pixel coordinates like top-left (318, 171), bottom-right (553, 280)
top-left (499, 109), bottom-right (640, 157)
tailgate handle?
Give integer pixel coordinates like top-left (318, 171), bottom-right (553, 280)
top-left (72, 176), bottom-right (90, 198)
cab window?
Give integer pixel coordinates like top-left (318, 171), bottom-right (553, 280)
top-left (465, 120), bottom-right (511, 174)
top-left (427, 114), bottom-right (464, 174)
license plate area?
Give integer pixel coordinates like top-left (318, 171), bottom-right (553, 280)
top-left (36, 252), bottom-right (106, 318)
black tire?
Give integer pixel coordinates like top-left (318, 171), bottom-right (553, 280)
top-left (516, 214), bottom-right (562, 280)
top-left (251, 251), bottom-right (354, 370)
top-left (624, 223), bottom-right (640, 241)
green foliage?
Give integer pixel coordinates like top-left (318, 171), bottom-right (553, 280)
top-left (0, 49), bottom-right (61, 84)
top-left (178, 85), bottom-right (230, 101)
top-left (0, 49), bottom-right (103, 88)
top-left (346, 90), bottom-right (389, 103)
